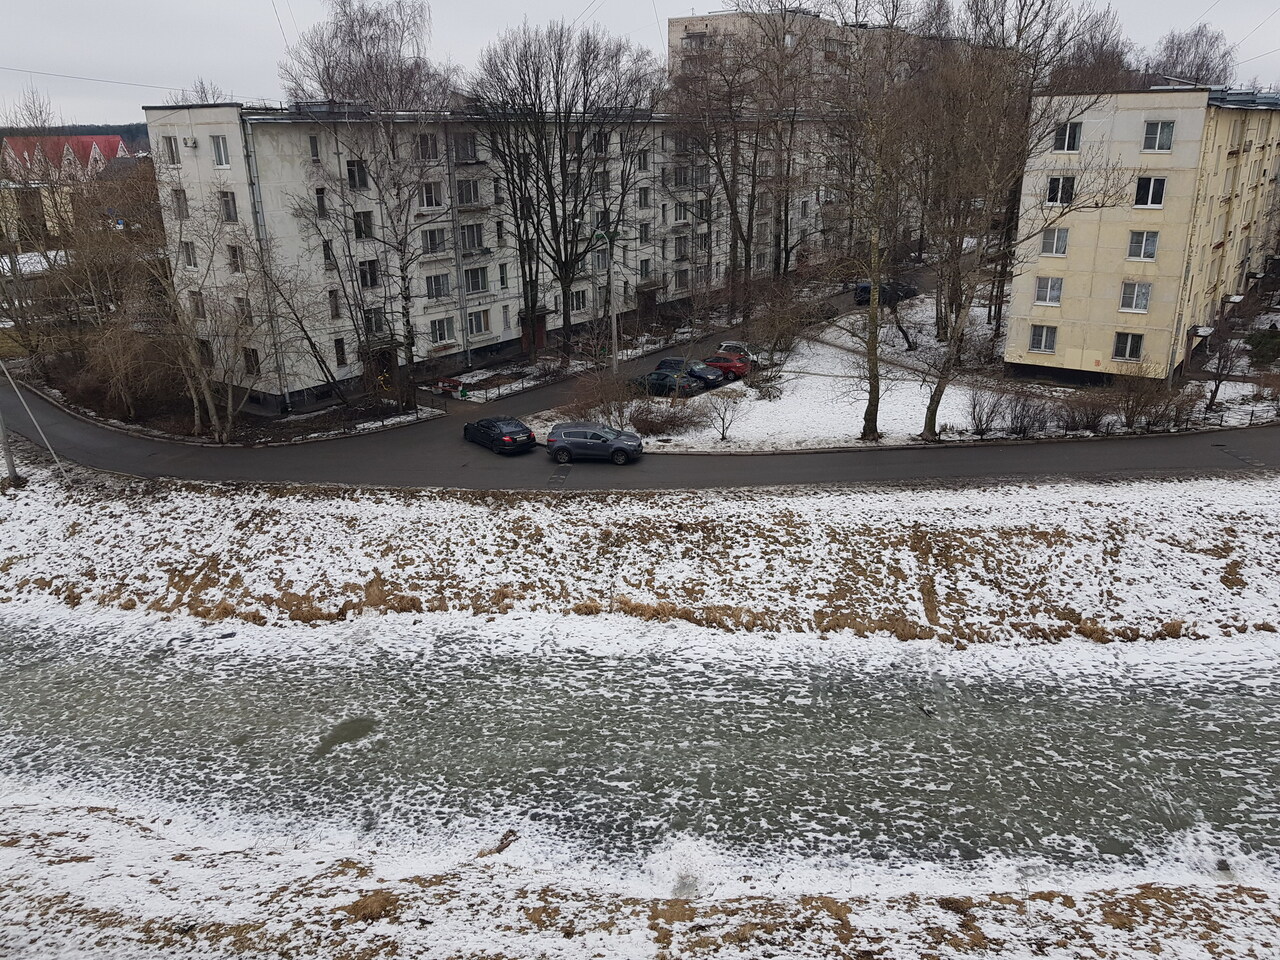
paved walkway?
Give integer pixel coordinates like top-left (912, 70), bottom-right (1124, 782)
top-left (3, 375), bottom-right (1277, 491)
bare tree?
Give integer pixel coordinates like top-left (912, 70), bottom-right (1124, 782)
top-left (470, 21), bottom-right (662, 355)
top-left (705, 386), bottom-right (747, 441)
top-left (1203, 329), bottom-right (1248, 410)
top-left (1146, 25), bottom-right (1236, 86)
top-left (165, 77), bottom-right (230, 105)
top-left (281, 0), bottom-right (455, 406)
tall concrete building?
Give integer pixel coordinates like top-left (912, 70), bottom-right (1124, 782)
top-left (144, 100), bottom-right (834, 412)
top-left (1004, 86), bottom-right (1280, 381)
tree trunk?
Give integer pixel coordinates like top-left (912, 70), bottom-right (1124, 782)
top-left (558, 276), bottom-right (575, 355)
top-left (921, 375), bottom-right (950, 442)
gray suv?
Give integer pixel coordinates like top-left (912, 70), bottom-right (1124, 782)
top-left (546, 422), bottom-right (644, 464)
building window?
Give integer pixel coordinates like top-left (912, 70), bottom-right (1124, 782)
top-left (695, 198), bottom-right (711, 221)
top-left (322, 241), bottom-right (335, 268)
top-left (188, 290), bottom-right (206, 319)
top-left (639, 222), bottom-right (651, 243)
top-left (353, 210), bottom-right (375, 240)
top-left (640, 258), bottom-right (651, 279)
top-left (675, 202), bottom-right (689, 222)
top-left (637, 186), bottom-right (650, 209)
top-left (502, 304), bottom-right (511, 329)
top-left (1120, 281), bottom-right (1151, 312)
top-left (423, 274), bottom-right (450, 299)
top-left (219, 191), bottom-right (238, 223)
top-left (637, 149), bottom-right (649, 171)
top-left (334, 337), bottom-right (347, 366)
top-left (416, 133), bottom-right (438, 160)
top-left (593, 170), bottom-right (609, 193)
top-left (316, 188), bottom-right (328, 218)
top-left (422, 227), bottom-right (447, 254)
top-left (211, 135), bottom-right (230, 167)
top-left (243, 347), bottom-right (261, 376)
top-left (499, 263), bottom-right (509, 289)
top-left (454, 132), bottom-right (478, 162)
top-left (1143, 121), bottom-right (1174, 152)
top-left (363, 307), bottom-right (385, 335)
top-left (172, 188), bottom-right (189, 220)
top-left (571, 289), bottom-right (587, 311)
top-left (1041, 227), bottom-right (1068, 256)
top-left (800, 199), bottom-right (810, 218)
top-left (1128, 230), bottom-right (1158, 259)
top-left (1046, 176), bottom-right (1075, 205)
top-left (347, 159), bottom-right (369, 190)
top-left (418, 182), bottom-right (443, 208)
top-left (493, 178), bottom-right (505, 205)
top-left (496, 220), bottom-right (505, 243)
top-left (234, 296), bottom-right (252, 321)
top-left (1029, 324), bottom-right (1056, 353)
top-left (460, 223), bottom-right (484, 250)
top-left (464, 266), bottom-right (488, 293)
top-left (430, 315), bottom-right (456, 343)
top-left (1053, 122), bottom-right (1082, 152)
top-left (309, 135), bottom-right (321, 162)
top-left (1034, 276), bottom-right (1063, 305)
top-left (593, 249), bottom-right (608, 271)
top-left (675, 268), bottom-right (690, 290)
top-left (358, 259), bottom-right (379, 288)
top-left (467, 309), bottom-right (490, 336)
top-left (180, 241), bottom-right (197, 268)
top-left (197, 339), bottom-right (213, 367)
top-left (1113, 331), bottom-right (1143, 361)
top-left (1135, 176), bottom-right (1165, 207)
top-left (227, 245), bottom-right (244, 273)
top-left (457, 179), bottom-right (481, 205)
top-left (329, 288), bottom-right (341, 319)
top-left (673, 166), bottom-right (690, 188)
top-left (161, 136), bottom-right (181, 166)
top-left (674, 235), bottom-right (688, 259)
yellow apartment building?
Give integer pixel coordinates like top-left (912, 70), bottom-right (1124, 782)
top-left (1005, 87), bottom-right (1280, 381)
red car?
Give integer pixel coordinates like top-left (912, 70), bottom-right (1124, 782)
top-left (702, 353), bottom-right (752, 381)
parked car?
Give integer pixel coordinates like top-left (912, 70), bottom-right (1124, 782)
top-left (630, 370), bottom-right (704, 398)
top-left (654, 357), bottom-right (726, 389)
top-left (702, 353), bottom-right (752, 380)
top-left (853, 279), bottom-right (919, 307)
top-left (545, 422), bottom-right (644, 464)
top-left (716, 341), bottom-right (767, 366)
top-left (462, 416), bottom-right (536, 454)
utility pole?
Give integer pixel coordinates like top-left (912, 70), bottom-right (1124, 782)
top-left (0, 403), bottom-right (21, 488)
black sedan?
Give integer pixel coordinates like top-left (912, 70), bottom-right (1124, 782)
top-left (462, 416), bottom-right (537, 454)
top-left (629, 370), bottom-right (705, 398)
top-left (853, 279), bottom-right (919, 307)
top-left (654, 357), bottom-right (726, 389)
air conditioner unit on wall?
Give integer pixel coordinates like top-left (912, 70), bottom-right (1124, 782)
top-left (182, 137), bottom-right (198, 148)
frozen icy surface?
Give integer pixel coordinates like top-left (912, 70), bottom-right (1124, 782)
top-left (2, 606), bottom-right (1278, 891)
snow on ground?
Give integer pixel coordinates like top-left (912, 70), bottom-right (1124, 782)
top-left (3, 453), bottom-right (1280, 956)
top-left (3, 451), bottom-right (1278, 643)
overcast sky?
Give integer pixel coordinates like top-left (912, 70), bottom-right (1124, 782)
top-left (2, 0), bottom-right (1277, 125)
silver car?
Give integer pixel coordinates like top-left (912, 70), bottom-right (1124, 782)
top-left (545, 422), bottom-right (644, 465)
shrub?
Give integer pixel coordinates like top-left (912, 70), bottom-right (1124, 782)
top-left (1053, 390), bottom-right (1116, 433)
top-left (628, 399), bottom-right (711, 436)
top-left (1245, 329), bottom-right (1280, 367)
top-left (1003, 388), bottom-right (1051, 437)
top-left (747, 370), bottom-right (784, 401)
top-left (966, 388), bottom-right (1004, 437)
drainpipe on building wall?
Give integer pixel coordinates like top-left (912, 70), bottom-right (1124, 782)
top-left (240, 113), bottom-right (291, 412)
top-left (442, 121), bottom-right (472, 369)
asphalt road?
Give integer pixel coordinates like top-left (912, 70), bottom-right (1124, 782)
top-left (2, 375), bottom-right (1278, 491)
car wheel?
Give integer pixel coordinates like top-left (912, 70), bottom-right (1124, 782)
top-left (463, 426), bottom-right (472, 442)
top-left (610, 449), bottom-right (630, 465)
top-left (725, 371), bottom-right (738, 381)
top-left (554, 447), bottom-right (572, 464)
top-left (490, 439), bottom-right (502, 454)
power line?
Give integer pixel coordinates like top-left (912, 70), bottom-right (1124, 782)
top-left (1236, 4), bottom-right (1280, 47)
top-left (1189, 0), bottom-right (1225, 29)
top-left (1234, 44), bottom-right (1280, 67)
top-left (0, 63), bottom-right (190, 93)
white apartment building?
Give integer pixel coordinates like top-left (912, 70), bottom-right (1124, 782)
top-left (144, 99), bottom-right (829, 413)
top-left (1005, 86), bottom-right (1280, 381)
